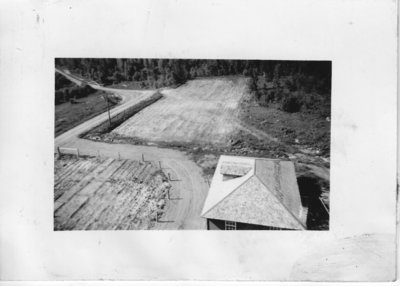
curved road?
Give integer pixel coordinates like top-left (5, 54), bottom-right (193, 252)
top-left (55, 69), bottom-right (208, 229)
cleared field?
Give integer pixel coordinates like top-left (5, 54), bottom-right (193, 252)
top-left (112, 77), bottom-right (249, 146)
top-left (54, 155), bottom-right (171, 230)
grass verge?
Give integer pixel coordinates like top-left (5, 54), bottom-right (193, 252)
top-left (55, 91), bottom-right (118, 137)
top-left (80, 91), bottom-right (163, 138)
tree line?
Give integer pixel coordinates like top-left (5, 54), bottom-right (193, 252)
top-left (55, 58), bottom-right (331, 115)
top-left (55, 58), bottom-right (330, 89)
top-left (248, 61), bottom-right (331, 115)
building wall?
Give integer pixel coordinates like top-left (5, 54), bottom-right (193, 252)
top-left (207, 218), bottom-right (226, 230)
top-left (207, 218), bottom-right (290, 230)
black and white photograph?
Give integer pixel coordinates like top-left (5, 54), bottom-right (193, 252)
top-left (0, 0), bottom-right (397, 283)
top-left (54, 59), bottom-right (331, 231)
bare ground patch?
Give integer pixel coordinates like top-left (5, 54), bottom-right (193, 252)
top-left (111, 77), bottom-right (250, 145)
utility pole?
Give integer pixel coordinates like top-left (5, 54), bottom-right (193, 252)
top-left (103, 94), bottom-right (111, 127)
top-left (107, 98), bottom-right (111, 127)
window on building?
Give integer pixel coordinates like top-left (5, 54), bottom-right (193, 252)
top-left (225, 220), bottom-right (237, 230)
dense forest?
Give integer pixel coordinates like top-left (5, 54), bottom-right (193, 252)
top-left (55, 58), bottom-right (331, 116)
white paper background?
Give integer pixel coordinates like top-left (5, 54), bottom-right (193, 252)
top-left (0, 0), bottom-right (397, 283)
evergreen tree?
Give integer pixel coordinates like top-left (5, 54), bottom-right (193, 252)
top-left (171, 60), bottom-right (187, 84)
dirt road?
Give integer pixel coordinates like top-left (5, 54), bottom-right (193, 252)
top-left (54, 72), bottom-right (208, 229)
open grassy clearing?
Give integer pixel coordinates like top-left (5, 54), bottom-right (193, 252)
top-left (55, 91), bottom-right (118, 137)
top-left (54, 155), bottom-right (171, 230)
top-left (111, 77), bottom-right (250, 146)
top-left (239, 104), bottom-right (330, 156)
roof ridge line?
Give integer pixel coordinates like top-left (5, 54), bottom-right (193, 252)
top-left (202, 175), bottom-right (254, 217)
top-left (254, 175), bottom-right (306, 230)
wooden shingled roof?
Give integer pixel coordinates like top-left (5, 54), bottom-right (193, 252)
top-left (201, 155), bottom-right (306, 230)
top-left (220, 161), bottom-right (252, 177)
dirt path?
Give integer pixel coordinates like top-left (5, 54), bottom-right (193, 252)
top-left (55, 71), bottom-right (209, 229)
top-left (238, 121), bottom-right (280, 143)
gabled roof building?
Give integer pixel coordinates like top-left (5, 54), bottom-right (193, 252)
top-left (201, 155), bottom-right (307, 230)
